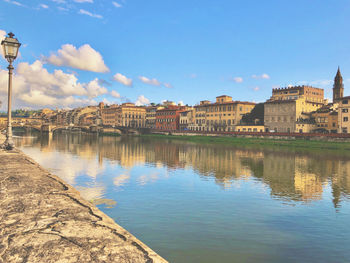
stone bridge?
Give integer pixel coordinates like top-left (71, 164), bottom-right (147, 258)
top-left (12, 124), bottom-right (90, 134)
top-left (12, 124), bottom-right (151, 135)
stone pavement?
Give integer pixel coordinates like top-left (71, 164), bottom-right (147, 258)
top-left (0, 146), bottom-right (168, 263)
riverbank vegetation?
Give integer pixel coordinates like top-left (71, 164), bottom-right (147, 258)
top-left (141, 134), bottom-right (350, 152)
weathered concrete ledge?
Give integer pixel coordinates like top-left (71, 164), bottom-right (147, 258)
top-left (0, 144), bottom-right (167, 262)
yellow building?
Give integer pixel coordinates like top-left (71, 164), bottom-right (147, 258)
top-left (101, 105), bottom-right (119, 126)
top-left (338, 96), bottom-right (350, 133)
top-left (0, 117), bottom-right (42, 127)
top-left (145, 106), bottom-right (163, 129)
top-left (295, 122), bottom-right (316, 133)
top-left (265, 86), bottom-right (325, 133)
top-left (270, 85), bottom-right (325, 104)
top-left (234, 125), bottom-right (265, 132)
top-left (116, 103), bottom-right (146, 128)
top-left (312, 106), bottom-right (338, 133)
top-left (179, 108), bottom-right (194, 130)
top-left (191, 95), bottom-right (256, 132)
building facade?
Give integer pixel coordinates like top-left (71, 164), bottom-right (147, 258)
top-left (264, 85), bottom-right (325, 133)
top-left (338, 96), bottom-right (350, 133)
top-left (156, 106), bottom-right (186, 131)
top-left (145, 106), bottom-right (163, 129)
top-left (234, 125), bottom-right (265, 132)
top-left (117, 103), bottom-right (146, 128)
top-left (270, 85), bottom-right (324, 104)
top-left (190, 96), bottom-right (256, 132)
top-left (101, 105), bottom-right (119, 126)
top-left (179, 109), bottom-right (194, 131)
top-left (312, 106), bottom-right (338, 133)
top-left (264, 97), bottom-right (323, 133)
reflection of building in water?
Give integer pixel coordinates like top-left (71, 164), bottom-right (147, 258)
top-left (14, 132), bottom-right (350, 207)
top-left (262, 154), bottom-right (324, 202)
top-left (294, 172), bottom-right (323, 201)
top-left (179, 147), bottom-right (264, 188)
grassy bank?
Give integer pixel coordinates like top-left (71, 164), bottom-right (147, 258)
top-left (141, 134), bottom-right (350, 151)
top-left (99, 132), bottom-right (121, 137)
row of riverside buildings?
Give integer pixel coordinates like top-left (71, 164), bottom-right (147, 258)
top-left (39, 68), bottom-right (350, 134)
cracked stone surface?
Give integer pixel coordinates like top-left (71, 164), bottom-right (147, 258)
top-left (0, 145), bottom-right (167, 263)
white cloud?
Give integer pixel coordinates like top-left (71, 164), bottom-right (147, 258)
top-left (112, 1), bottom-right (122, 7)
top-left (139, 76), bottom-right (161, 86)
top-left (253, 86), bottom-right (260, 91)
top-left (0, 30), bottom-right (6, 58)
top-left (252, 73), bottom-right (270, 80)
top-left (189, 73), bottom-right (197, 79)
top-left (85, 78), bottom-right (108, 98)
top-left (178, 101), bottom-right (184, 106)
top-left (114, 174), bottom-right (130, 187)
top-left (137, 173), bottom-right (159, 186)
top-left (164, 83), bottom-right (173, 89)
top-left (135, 95), bottom-right (150, 106)
top-left (3, 0), bottom-right (24, 7)
top-left (0, 60), bottom-right (107, 109)
top-left (40, 4), bottom-right (49, 8)
top-left (233, 77), bottom-right (243, 83)
top-left (113, 73), bottom-right (132, 86)
top-left (74, 0), bottom-right (93, 3)
top-left (110, 90), bottom-right (121, 98)
top-left (44, 44), bottom-right (109, 73)
top-left (52, 0), bottom-right (66, 3)
top-left (78, 9), bottom-right (103, 19)
top-left (57, 6), bottom-right (68, 11)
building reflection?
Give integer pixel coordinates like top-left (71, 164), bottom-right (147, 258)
top-left (14, 131), bottom-right (350, 208)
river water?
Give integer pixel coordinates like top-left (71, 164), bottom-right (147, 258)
top-left (13, 131), bottom-right (350, 263)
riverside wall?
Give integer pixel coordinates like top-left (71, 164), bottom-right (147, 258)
top-left (0, 135), bottom-right (167, 263)
top-left (150, 130), bottom-right (350, 142)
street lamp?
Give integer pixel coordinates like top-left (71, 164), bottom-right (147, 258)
top-left (1, 32), bottom-right (21, 150)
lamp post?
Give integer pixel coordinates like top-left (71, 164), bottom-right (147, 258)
top-left (1, 32), bottom-right (21, 150)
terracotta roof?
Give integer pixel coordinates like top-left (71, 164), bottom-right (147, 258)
top-left (265, 99), bottom-right (296, 104)
top-left (194, 101), bottom-right (255, 107)
top-left (216, 95), bottom-right (231, 98)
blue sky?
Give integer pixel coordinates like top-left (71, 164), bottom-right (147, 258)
top-left (1, 0), bottom-right (350, 109)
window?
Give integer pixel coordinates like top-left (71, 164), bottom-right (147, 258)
top-left (342, 109), bottom-right (348, 113)
top-left (344, 117), bottom-right (348, 122)
top-left (343, 100), bottom-right (349, 105)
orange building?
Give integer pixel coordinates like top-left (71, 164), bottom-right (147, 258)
top-left (156, 106), bottom-right (186, 131)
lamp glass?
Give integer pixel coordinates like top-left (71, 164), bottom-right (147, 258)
top-left (1, 38), bottom-right (20, 59)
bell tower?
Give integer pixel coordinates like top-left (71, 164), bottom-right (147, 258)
top-left (333, 67), bottom-right (344, 103)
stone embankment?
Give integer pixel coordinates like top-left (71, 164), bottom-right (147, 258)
top-left (152, 130), bottom-right (350, 142)
top-left (0, 137), bottom-right (167, 263)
